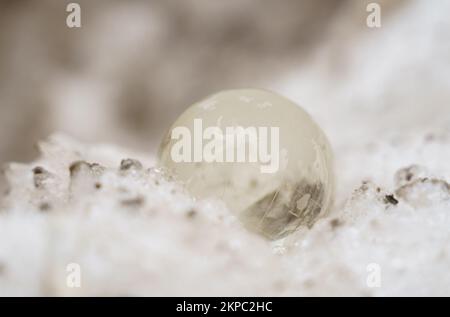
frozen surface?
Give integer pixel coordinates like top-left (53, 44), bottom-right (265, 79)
top-left (1, 134), bottom-right (284, 296)
top-left (0, 129), bottom-right (449, 296)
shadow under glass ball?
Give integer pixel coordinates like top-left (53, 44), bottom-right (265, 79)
top-left (158, 89), bottom-right (334, 240)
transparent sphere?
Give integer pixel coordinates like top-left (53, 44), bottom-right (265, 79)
top-left (158, 89), bottom-right (334, 240)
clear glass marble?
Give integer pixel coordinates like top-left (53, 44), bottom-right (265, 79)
top-left (158, 89), bottom-right (334, 240)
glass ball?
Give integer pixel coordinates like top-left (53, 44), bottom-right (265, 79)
top-left (158, 89), bottom-right (334, 240)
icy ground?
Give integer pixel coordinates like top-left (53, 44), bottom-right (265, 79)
top-left (0, 131), bottom-right (449, 296)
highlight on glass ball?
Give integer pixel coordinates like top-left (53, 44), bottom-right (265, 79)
top-left (158, 89), bottom-right (334, 240)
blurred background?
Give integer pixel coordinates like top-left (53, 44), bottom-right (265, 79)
top-left (1, 0), bottom-right (449, 196)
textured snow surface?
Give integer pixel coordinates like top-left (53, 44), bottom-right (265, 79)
top-left (1, 135), bottom-right (285, 296)
top-left (0, 132), bottom-right (449, 296)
